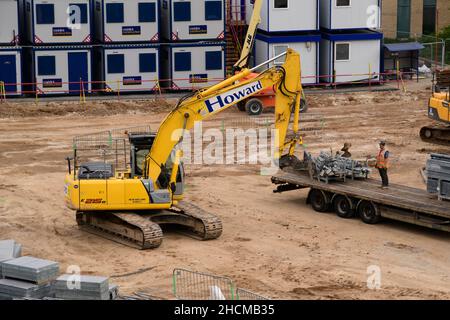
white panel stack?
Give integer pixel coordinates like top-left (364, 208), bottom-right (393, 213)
top-left (0, 256), bottom-right (59, 284)
top-left (54, 274), bottom-right (110, 300)
top-left (24, 0), bottom-right (92, 44)
top-left (160, 0), bottom-right (225, 41)
top-left (94, 0), bottom-right (160, 43)
top-left (0, 240), bottom-right (22, 278)
top-left (0, 0), bottom-right (19, 45)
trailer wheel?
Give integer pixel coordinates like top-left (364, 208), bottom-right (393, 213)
top-left (358, 201), bottom-right (381, 224)
top-left (309, 189), bottom-right (330, 212)
top-left (333, 195), bottom-right (355, 219)
top-left (245, 99), bottom-right (263, 116)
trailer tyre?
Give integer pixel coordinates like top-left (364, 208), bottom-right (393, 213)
top-left (333, 195), bottom-right (355, 219)
top-left (309, 189), bottom-right (330, 212)
top-left (245, 99), bottom-right (263, 116)
top-left (358, 201), bottom-right (381, 224)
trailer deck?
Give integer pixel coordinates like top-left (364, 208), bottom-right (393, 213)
top-left (272, 171), bottom-right (450, 232)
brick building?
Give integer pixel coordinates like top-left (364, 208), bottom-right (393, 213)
top-left (382, 0), bottom-right (450, 39)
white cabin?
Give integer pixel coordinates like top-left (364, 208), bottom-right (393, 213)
top-left (161, 43), bottom-right (226, 90)
top-left (0, 47), bottom-right (22, 95)
top-left (319, 0), bottom-right (381, 30)
top-left (254, 33), bottom-right (320, 85)
top-left (160, 0), bottom-right (225, 41)
top-left (319, 30), bottom-right (382, 83)
top-left (246, 0), bottom-right (319, 33)
top-left (24, 0), bottom-right (92, 44)
top-left (94, 0), bottom-right (160, 43)
top-left (0, 0), bottom-right (19, 44)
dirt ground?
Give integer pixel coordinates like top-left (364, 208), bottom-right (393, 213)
top-left (0, 81), bottom-right (449, 300)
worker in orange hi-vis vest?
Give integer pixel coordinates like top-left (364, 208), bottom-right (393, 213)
top-left (376, 141), bottom-right (390, 189)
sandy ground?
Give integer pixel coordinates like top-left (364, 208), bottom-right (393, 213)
top-left (0, 81), bottom-right (449, 300)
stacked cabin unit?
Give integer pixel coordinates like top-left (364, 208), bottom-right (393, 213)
top-left (0, 0), bottom-right (20, 45)
top-left (254, 33), bottom-right (320, 85)
top-left (93, 0), bottom-right (160, 43)
top-left (319, 30), bottom-right (382, 83)
top-left (161, 42), bottom-right (225, 90)
top-left (27, 46), bottom-right (92, 95)
top-left (160, 0), bottom-right (225, 41)
top-left (0, 47), bottom-right (22, 95)
top-left (94, 44), bottom-right (160, 93)
top-left (245, 0), bottom-right (319, 33)
top-left (23, 0), bottom-right (92, 45)
top-left (319, 0), bottom-right (381, 31)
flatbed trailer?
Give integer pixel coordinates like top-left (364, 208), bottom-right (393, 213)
top-left (271, 171), bottom-right (450, 233)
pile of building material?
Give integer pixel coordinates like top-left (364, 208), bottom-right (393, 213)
top-left (0, 240), bottom-right (119, 300)
top-left (0, 240), bottom-right (22, 278)
top-left (310, 151), bottom-right (371, 183)
top-left (436, 69), bottom-right (450, 90)
top-left (426, 153), bottom-right (450, 201)
top-left (54, 275), bottom-right (111, 300)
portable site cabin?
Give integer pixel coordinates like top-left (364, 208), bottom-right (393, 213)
top-left (245, 0), bottom-right (319, 33)
top-left (94, 0), bottom-right (160, 43)
top-left (27, 46), bottom-right (92, 95)
top-left (94, 44), bottom-right (160, 93)
top-left (0, 47), bottom-right (22, 95)
top-left (319, 30), bottom-right (382, 83)
top-left (254, 33), bottom-right (320, 85)
top-left (160, 42), bottom-right (225, 90)
top-left (319, 0), bottom-right (381, 31)
top-left (0, 0), bottom-right (20, 45)
top-left (24, 0), bottom-right (92, 44)
top-left (160, 0), bottom-right (225, 41)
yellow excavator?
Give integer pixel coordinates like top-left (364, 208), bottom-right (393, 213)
top-left (420, 89), bottom-right (450, 145)
top-left (64, 49), bottom-right (304, 249)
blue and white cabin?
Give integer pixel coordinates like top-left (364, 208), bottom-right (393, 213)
top-left (24, 0), bottom-right (92, 44)
top-left (161, 42), bottom-right (225, 90)
top-left (95, 44), bottom-right (160, 93)
top-left (160, 0), bottom-right (225, 41)
top-left (319, 0), bottom-right (381, 30)
top-left (254, 33), bottom-right (320, 85)
top-left (0, 0), bottom-right (20, 45)
top-left (246, 0), bottom-right (319, 33)
top-left (94, 0), bottom-right (160, 43)
top-left (0, 47), bottom-right (22, 95)
top-left (320, 30), bottom-right (382, 83)
top-left (31, 46), bottom-right (92, 95)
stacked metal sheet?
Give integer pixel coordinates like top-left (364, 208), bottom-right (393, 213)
top-left (53, 275), bottom-right (110, 300)
top-left (0, 256), bottom-right (59, 284)
top-left (0, 279), bottom-right (52, 299)
top-left (426, 153), bottom-right (450, 200)
top-left (0, 240), bottom-right (22, 278)
top-left (311, 152), bottom-right (371, 183)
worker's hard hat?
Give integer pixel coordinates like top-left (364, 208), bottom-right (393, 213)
top-left (379, 140), bottom-right (386, 146)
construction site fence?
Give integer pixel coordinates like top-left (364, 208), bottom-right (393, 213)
top-left (0, 70), bottom-right (424, 101)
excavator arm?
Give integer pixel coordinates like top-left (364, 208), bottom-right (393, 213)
top-left (144, 49), bottom-right (303, 185)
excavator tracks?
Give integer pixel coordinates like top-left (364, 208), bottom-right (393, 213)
top-left (420, 126), bottom-right (450, 146)
top-left (75, 201), bottom-right (222, 250)
top-left (76, 212), bottom-right (164, 250)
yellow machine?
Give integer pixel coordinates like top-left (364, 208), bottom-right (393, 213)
top-left (64, 49), bottom-right (304, 249)
top-left (420, 90), bottom-right (450, 145)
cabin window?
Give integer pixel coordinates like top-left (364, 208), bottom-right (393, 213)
top-left (205, 51), bottom-right (222, 70)
top-left (173, 2), bottom-right (191, 21)
top-left (274, 0), bottom-right (288, 9)
top-left (205, 1), bottom-right (222, 21)
top-left (69, 3), bottom-right (88, 24)
top-left (36, 4), bottom-right (55, 24)
top-left (335, 43), bottom-right (350, 61)
top-left (107, 54), bottom-right (125, 74)
top-left (174, 52), bottom-right (191, 72)
top-left (273, 45), bottom-right (288, 65)
top-left (336, 0), bottom-right (351, 7)
top-left (139, 2), bottom-right (156, 23)
top-left (37, 56), bottom-right (56, 76)
top-left (106, 3), bottom-right (124, 23)
top-left (139, 53), bottom-right (157, 73)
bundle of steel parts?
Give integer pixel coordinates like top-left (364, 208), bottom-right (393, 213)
top-left (305, 151), bottom-right (371, 183)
